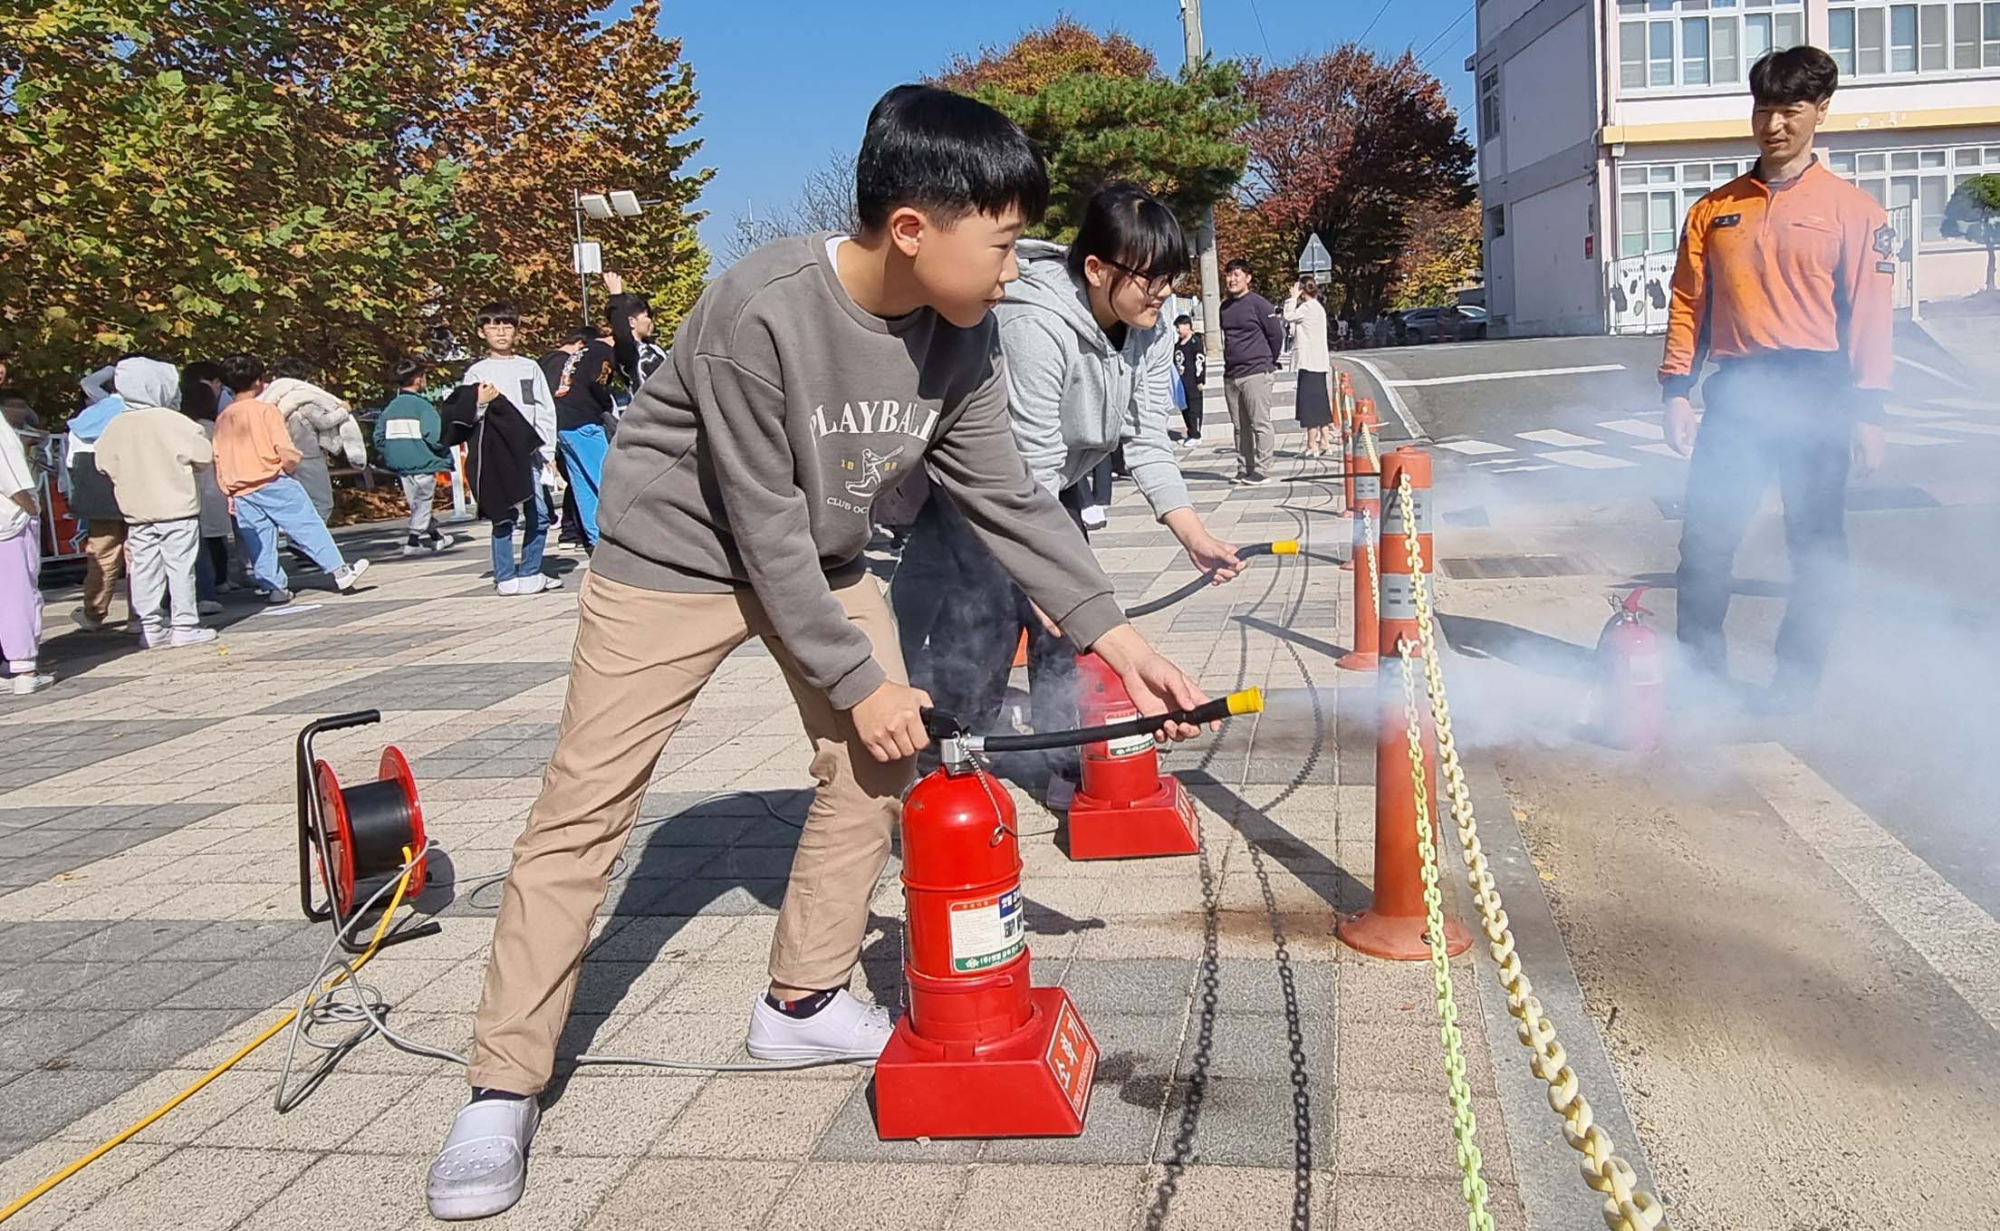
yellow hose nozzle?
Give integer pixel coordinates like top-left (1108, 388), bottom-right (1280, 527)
top-left (1226, 687), bottom-right (1264, 716)
top-left (1269, 540), bottom-right (1299, 556)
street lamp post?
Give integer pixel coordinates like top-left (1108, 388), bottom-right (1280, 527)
top-left (572, 190), bottom-right (662, 326)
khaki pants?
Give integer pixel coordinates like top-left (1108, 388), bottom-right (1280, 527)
top-left (82, 520), bottom-right (127, 623)
top-left (467, 570), bottom-right (913, 1095)
top-left (1224, 372), bottom-right (1276, 479)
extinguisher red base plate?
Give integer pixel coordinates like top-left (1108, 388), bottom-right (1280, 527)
top-left (1065, 775), bottom-right (1200, 861)
top-left (873, 988), bottom-right (1098, 1140)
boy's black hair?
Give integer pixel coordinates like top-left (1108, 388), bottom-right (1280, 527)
top-left (1065, 182), bottom-right (1189, 285)
top-left (856, 85), bottom-right (1049, 232)
top-left (562, 327), bottom-right (598, 346)
top-left (1173, 314), bottom-right (1194, 328)
top-left (392, 356), bottom-right (427, 387)
top-left (1224, 258), bottom-right (1254, 277)
top-left (270, 354), bottom-right (313, 382)
top-left (1749, 46), bottom-right (1838, 106)
top-left (475, 301), bottom-right (520, 328)
top-left (219, 353), bottom-right (264, 392)
top-left (182, 359), bottom-right (224, 386)
top-left (606, 292), bottom-right (651, 318)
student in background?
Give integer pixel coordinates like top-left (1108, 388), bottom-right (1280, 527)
top-left (213, 353), bottom-right (370, 605)
top-left (1173, 313), bottom-right (1205, 446)
top-left (66, 361), bottom-right (133, 632)
top-left (537, 328), bottom-right (616, 550)
top-left (457, 304), bottom-right (560, 595)
top-left (373, 358), bottom-right (459, 557)
top-left (94, 358), bottom-right (218, 649)
top-left (0, 402), bottom-right (51, 693)
top-left (180, 360), bottom-right (232, 612)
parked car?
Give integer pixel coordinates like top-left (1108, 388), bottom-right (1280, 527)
top-left (1397, 307), bottom-right (1449, 344)
top-left (1442, 305), bottom-right (1488, 340)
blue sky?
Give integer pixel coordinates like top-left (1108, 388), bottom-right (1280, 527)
top-left (612, 1), bottom-right (1479, 259)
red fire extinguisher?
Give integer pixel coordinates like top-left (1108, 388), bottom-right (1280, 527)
top-left (1589, 587), bottom-right (1664, 752)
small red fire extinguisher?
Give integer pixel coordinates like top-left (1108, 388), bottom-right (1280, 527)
top-left (1588, 587), bottom-right (1664, 752)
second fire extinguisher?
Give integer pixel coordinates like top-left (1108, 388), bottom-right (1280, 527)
top-left (1585, 587), bottom-right (1664, 752)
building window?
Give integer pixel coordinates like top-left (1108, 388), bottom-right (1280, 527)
top-left (1615, 160), bottom-right (1749, 258)
top-left (1487, 205), bottom-right (1506, 238)
top-left (1829, 1), bottom-right (2000, 75)
top-left (1619, 0), bottom-right (1803, 92)
top-left (1830, 144), bottom-right (2000, 242)
top-left (1480, 70), bottom-right (1500, 144)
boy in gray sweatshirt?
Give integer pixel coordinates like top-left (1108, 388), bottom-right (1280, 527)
top-left (430, 85), bottom-right (1217, 1222)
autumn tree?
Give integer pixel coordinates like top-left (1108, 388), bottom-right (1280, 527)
top-left (1233, 47), bottom-right (1474, 317)
top-left (725, 150), bottom-right (861, 263)
top-left (435, 0), bottom-right (711, 345)
top-left (1389, 201), bottom-right (1482, 309)
top-left (934, 17), bottom-right (1157, 94)
top-left (0, 0), bottom-right (711, 413)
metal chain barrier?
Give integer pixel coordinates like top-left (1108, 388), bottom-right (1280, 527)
top-left (1390, 471), bottom-right (1667, 1231)
top-left (1394, 644), bottom-right (1495, 1231)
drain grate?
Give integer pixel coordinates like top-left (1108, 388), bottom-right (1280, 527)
top-left (1441, 554), bottom-right (1591, 579)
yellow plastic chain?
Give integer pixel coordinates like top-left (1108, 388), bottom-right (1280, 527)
top-left (1392, 473), bottom-right (1667, 1231)
top-left (1395, 642), bottom-right (1495, 1231)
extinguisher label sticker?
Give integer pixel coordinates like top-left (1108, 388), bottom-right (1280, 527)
top-left (949, 888), bottom-right (1025, 972)
top-left (1104, 714), bottom-right (1155, 758)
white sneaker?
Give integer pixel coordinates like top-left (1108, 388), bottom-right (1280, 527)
top-left (428, 534), bottom-right (460, 553)
top-left (495, 578), bottom-right (522, 596)
top-left (1079, 504), bottom-right (1107, 531)
top-left (11, 673), bottom-right (54, 696)
top-left (427, 1096), bottom-right (539, 1221)
top-left (514, 574), bottom-right (562, 594)
top-left (402, 543), bottom-right (422, 558)
top-left (171, 627), bottom-right (218, 648)
top-left (745, 989), bottom-right (894, 1064)
top-left (333, 559), bottom-right (370, 592)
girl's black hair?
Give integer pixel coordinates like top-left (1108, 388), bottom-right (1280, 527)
top-left (856, 85), bottom-right (1049, 231)
top-left (219, 353), bottom-right (264, 392)
top-left (1067, 183), bottom-right (1190, 286)
top-left (392, 357), bottom-right (428, 388)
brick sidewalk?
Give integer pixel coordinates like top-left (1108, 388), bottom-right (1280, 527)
top-left (0, 422), bottom-right (1526, 1230)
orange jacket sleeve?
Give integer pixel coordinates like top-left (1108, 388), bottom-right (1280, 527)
top-left (1839, 202), bottom-right (1896, 416)
top-left (1658, 199), bottom-right (1711, 399)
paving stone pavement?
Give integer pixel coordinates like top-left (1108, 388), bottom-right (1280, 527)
top-left (0, 421), bottom-right (1528, 1230)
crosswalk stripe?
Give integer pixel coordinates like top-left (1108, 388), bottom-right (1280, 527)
top-left (1439, 439), bottom-right (1514, 455)
top-left (1881, 430), bottom-right (1955, 446)
top-left (1598, 418), bottom-right (1665, 440)
top-left (1631, 442), bottom-right (1686, 459)
top-left (1539, 449), bottom-right (1639, 469)
top-left (1733, 743), bottom-right (2000, 1035)
top-left (1928, 419), bottom-right (2000, 436)
top-left (1488, 464), bottom-right (1557, 474)
top-left (1886, 404), bottom-right (1958, 420)
top-left (1518, 428), bottom-right (1603, 448)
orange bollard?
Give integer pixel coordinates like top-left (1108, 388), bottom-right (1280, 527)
top-left (1338, 447), bottom-right (1472, 962)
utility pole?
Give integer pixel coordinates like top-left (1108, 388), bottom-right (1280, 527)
top-left (572, 188), bottom-right (591, 327)
top-left (1181, 0), bottom-right (1225, 370)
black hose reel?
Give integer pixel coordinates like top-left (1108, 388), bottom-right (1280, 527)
top-left (295, 710), bottom-right (441, 953)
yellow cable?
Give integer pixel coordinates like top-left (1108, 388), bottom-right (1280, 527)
top-left (0, 850), bottom-right (418, 1226)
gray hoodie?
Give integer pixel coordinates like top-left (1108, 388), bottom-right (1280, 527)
top-left (991, 240), bottom-right (1191, 518)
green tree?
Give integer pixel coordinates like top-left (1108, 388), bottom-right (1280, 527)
top-left (931, 20), bottom-right (1252, 243)
top-left (1941, 173), bottom-right (2000, 292)
top-left (1390, 201), bottom-right (1483, 309)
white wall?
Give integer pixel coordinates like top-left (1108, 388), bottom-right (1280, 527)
top-left (1503, 178), bottom-right (1603, 335)
top-left (1505, 8), bottom-right (1598, 173)
top-left (1616, 72), bottom-right (2000, 131)
top-left (1482, 0), bottom-right (1547, 43)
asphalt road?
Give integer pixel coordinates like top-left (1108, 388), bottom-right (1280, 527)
top-left (1335, 327), bottom-right (2000, 1226)
top-left (1339, 330), bottom-right (2000, 918)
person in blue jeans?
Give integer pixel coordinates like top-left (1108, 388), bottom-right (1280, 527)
top-left (212, 353), bottom-right (370, 604)
top-left (459, 303), bottom-right (561, 595)
top-left (538, 329), bottom-right (616, 549)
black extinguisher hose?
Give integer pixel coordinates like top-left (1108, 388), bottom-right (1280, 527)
top-left (1122, 540), bottom-right (1299, 619)
top-left (921, 689), bottom-right (1264, 755)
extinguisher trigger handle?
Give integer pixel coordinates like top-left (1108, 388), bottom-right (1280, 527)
top-left (919, 708), bottom-right (967, 741)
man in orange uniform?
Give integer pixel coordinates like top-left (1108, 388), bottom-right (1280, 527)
top-left (1660, 45), bottom-right (1891, 713)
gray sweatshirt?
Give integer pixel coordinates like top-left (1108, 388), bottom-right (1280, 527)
top-left (593, 233), bottom-right (1124, 710)
top-left (991, 241), bottom-right (1191, 519)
